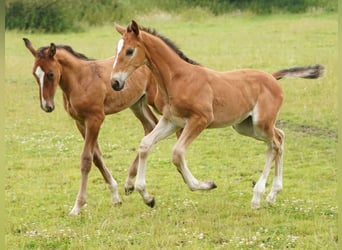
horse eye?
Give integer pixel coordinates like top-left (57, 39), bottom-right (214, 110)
top-left (126, 48), bottom-right (134, 56)
top-left (47, 71), bottom-right (54, 80)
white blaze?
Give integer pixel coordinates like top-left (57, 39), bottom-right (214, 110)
top-left (35, 66), bottom-right (47, 108)
top-left (113, 39), bottom-right (124, 70)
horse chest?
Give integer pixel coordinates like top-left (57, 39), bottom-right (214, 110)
top-left (64, 100), bottom-right (79, 120)
top-left (64, 94), bottom-right (99, 121)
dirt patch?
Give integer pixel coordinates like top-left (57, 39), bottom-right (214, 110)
top-left (276, 120), bottom-right (338, 141)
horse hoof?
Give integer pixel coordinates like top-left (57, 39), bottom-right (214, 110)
top-left (125, 186), bottom-right (134, 195)
top-left (251, 202), bottom-right (261, 210)
top-left (145, 197), bottom-right (155, 208)
top-left (69, 207), bottom-right (82, 216)
top-left (266, 194), bottom-right (276, 204)
top-left (205, 180), bottom-right (217, 190)
top-left (113, 200), bottom-right (122, 206)
top-left (69, 210), bottom-right (80, 216)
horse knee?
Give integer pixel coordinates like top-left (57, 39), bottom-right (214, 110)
top-left (138, 140), bottom-right (152, 158)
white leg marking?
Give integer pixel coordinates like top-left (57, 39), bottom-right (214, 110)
top-left (69, 201), bottom-right (84, 216)
top-left (266, 129), bottom-right (285, 204)
top-left (69, 177), bottom-right (88, 216)
top-left (266, 175), bottom-right (282, 204)
top-left (108, 176), bottom-right (122, 205)
top-left (251, 145), bottom-right (274, 209)
top-left (135, 117), bottom-right (178, 206)
top-left (251, 176), bottom-right (267, 209)
top-left (35, 66), bottom-right (47, 108)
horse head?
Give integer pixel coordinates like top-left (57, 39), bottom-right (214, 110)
top-left (23, 38), bottom-right (61, 112)
top-left (111, 20), bottom-right (146, 91)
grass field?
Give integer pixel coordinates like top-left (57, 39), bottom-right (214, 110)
top-left (5, 12), bottom-right (337, 249)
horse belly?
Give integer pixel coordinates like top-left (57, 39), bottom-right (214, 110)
top-left (208, 111), bottom-right (251, 128)
top-left (208, 97), bottom-right (254, 128)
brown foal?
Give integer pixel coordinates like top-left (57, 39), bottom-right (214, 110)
top-left (24, 38), bottom-right (159, 215)
top-left (110, 21), bottom-right (323, 209)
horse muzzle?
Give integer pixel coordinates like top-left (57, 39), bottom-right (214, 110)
top-left (41, 103), bottom-right (55, 113)
top-left (111, 72), bottom-right (128, 91)
top-left (111, 79), bottom-right (125, 91)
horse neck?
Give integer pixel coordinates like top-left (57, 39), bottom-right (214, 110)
top-left (55, 49), bottom-right (88, 93)
top-left (142, 32), bottom-right (187, 93)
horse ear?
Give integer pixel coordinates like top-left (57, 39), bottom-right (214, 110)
top-left (48, 43), bottom-right (56, 58)
top-left (115, 23), bottom-right (125, 35)
top-left (130, 20), bottom-right (140, 36)
top-left (23, 38), bottom-right (37, 57)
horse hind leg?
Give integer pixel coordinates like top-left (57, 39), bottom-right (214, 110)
top-left (250, 125), bottom-right (284, 209)
top-left (93, 142), bottom-right (122, 206)
top-left (251, 141), bottom-right (274, 209)
top-left (265, 128), bottom-right (284, 204)
top-left (233, 116), bottom-right (283, 209)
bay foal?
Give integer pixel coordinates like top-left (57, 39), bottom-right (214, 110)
top-left (24, 38), bottom-right (159, 215)
top-left (110, 21), bottom-right (324, 209)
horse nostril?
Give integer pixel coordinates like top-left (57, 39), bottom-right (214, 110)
top-left (46, 106), bottom-right (54, 113)
top-left (112, 79), bottom-right (122, 91)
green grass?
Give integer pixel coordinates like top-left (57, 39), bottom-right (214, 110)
top-left (5, 12), bottom-right (337, 249)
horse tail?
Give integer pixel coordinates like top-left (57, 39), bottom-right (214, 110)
top-left (272, 64), bottom-right (324, 80)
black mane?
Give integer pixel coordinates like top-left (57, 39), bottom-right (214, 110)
top-left (37, 45), bottom-right (94, 61)
top-left (140, 27), bottom-right (201, 66)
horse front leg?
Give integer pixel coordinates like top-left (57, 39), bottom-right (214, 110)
top-left (125, 98), bottom-right (158, 195)
top-left (172, 116), bottom-right (217, 191)
top-left (69, 148), bottom-right (93, 216)
top-left (135, 117), bottom-right (178, 207)
top-left (69, 117), bottom-right (104, 215)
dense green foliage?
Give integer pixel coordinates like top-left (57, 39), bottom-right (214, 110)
top-left (5, 1), bottom-right (72, 33)
top-left (169, 0), bottom-right (337, 14)
top-left (5, 0), bottom-right (337, 33)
